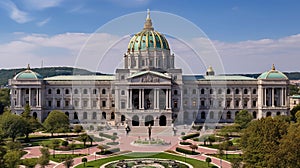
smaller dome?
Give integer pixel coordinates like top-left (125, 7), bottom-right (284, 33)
top-left (206, 66), bottom-right (215, 76)
top-left (258, 64), bottom-right (288, 80)
top-left (14, 64), bottom-right (43, 80)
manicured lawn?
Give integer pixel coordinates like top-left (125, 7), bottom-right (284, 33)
top-left (50, 154), bottom-right (86, 162)
top-left (29, 139), bottom-right (95, 150)
top-left (208, 154), bottom-right (242, 163)
top-left (199, 144), bottom-right (239, 151)
top-left (75, 152), bottom-right (212, 168)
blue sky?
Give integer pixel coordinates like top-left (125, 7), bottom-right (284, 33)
top-left (1, 0), bottom-right (300, 74)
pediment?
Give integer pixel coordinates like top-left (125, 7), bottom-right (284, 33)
top-left (129, 71), bottom-right (171, 83)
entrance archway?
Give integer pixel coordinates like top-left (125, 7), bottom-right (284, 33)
top-left (159, 115), bottom-right (166, 126)
top-left (145, 115), bottom-right (154, 126)
top-left (132, 115), bottom-right (139, 126)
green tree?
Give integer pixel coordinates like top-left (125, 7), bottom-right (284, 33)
top-left (79, 134), bottom-right (89, 147)
top-left (240, 116), bottom-right (289, 167)
top-left (38, 147), bottom-right (50, 168)
top-left (43, 110), bottom-right (69, 136)
top-left (231, 158), bottom-right (242, 168)
top-left (290, 104), bottom-right (300, 121)
top-left (189, 144), bottom-right (198, 152)
top-left (0, 112), bottom-right (27, 141)
top-left (205, 157), bottom-right (212, 167)
top-left (0, 88), bottom-right (10, 113)
top-left (234, 110), bottom-right (253, 129)
top-left (21, 104), bottom-right (31, 119)
top-left (207, 135), bottom-right (216, 146)
top-left (82, 157), bottom-right (88, 167)
top-left (0, 128), bottom-right (6, 166)
top-left (74, 125), bottom-right (83, 134)
top-left (295, 110), bottom-right (300, 123)
top-left (4, 150), bottom-right (21, 168)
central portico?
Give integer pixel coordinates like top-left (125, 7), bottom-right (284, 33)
top-left (114, 10), bottom-right (183, 126)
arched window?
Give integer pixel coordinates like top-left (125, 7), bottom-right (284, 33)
top-left (74, 89), bottom-right (78, 94)
top-left (92, 112), bottom-right (97, 119)
top-left (111, 112), bottom-right (115, 120)
top-left (83, 112), bottom-right (87, 119)
top-left (102, 112), bottom-right (106, 119)
top-left (83, 89), bottom-right (88, 94)
top-left (244, 89), bottom-right (248, 94)
top-left (102, 89), bottom-right (106, 94)
top-left (210, 89), bottom-right (213, 94)
top-left (226, 89), bottom-right (231, 94)
top-left (276, 111), bottom-right (281, 116)
top-left (192, 89), bottom-right (196, 94)
top-left (121, 90), bottom-right (125, 95)
top-left (226, 111), bottom-right (231, 119)
top-left (218, 111), bottom-right (223, 119)
top-left (174, 90), bottom-right (178, 95)
top-left (235, 111), bottom-right (239, 117)
top-left (235, 89), bottom-right (239, 94)
top-left (33, 112), bottom-right (37, 119)
top-left (48, 89), bottom-right (52, 94)
top-left (209, 111), bottom-right (214, 119)
top-left (200, 89), bottom-right (205, 94)
top-left (65, 89), bottom-right (69, 94)
top-left (65, 112), bottom-right (69, 118)
top-left (56, 89), bottom-right (60, 94)
top-left (218, 89), bottom-right (222, 94)
top-left (252, 89), bottom-right (257, 94)
top-left (93, 89), bottom-right (97, 94)
top-left (201, 111), bottom-right (206, 119)
top-left (266, 112), bottom-right (272, 117)
top-left (74, 112), bottom-right (78, 120)
top-left (253, 111), bottom-right (257, 119)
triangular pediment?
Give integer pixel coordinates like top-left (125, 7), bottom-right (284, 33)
top-left (128, 70), bottom-right (171, 83)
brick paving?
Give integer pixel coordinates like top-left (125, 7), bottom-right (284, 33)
top-left (22, 127), bottom-right (240, 168)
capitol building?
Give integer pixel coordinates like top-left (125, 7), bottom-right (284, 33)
top-left (9, 11), bottom-right (290, 127)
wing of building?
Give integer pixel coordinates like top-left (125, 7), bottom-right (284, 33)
top-left (9, 11), bottom-right (290, 127)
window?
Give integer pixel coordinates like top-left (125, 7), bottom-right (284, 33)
top-left (112, 101), bottom-right (115, 107)
top-left (218, 111), bottom-right (223, 119)
top-left (121, 75), bottom-right (125, 80)
top-left (218, 89), bottom-right (222, 94)
top-left (192, 100), bottom-right (196, 107)
top-left (65, 89), bottom-right (69, 94)
top-left (200, 89), bottom-right (205, 94)
top-left (201, 100), bottom-right (205, 106)
top-left (210, 89), bottom-right (213, 94)
top-left (121, 102), bottom-right (126, 109)
top-left (174, 100), bottom-right (178, 108)
top-left (174, 90), bottom-right (178, 95)
top-left (121, 90), bottom-right (125, 95)
top-left (48, 89), bottom-right (52, 94)
top-left (74, 100), bottom-right (78, 107)
top-left (252, 89), bottom-right (257, 94)
top-left (93, 101), bottom-right (97, 107)
top-left (56, 89), bottom-right (60, 94)
top-left (277, 112), bottom-right (281, 116)
top-left (83, 112), bottom-right (87, 119)
top-left (93, 89), bottom-right (97, 94)
top-left (226, 111), bottom-right (231, 119)
top-left (226, 100), bottom-right (231, 108)
top-left (235, 100), bottom-right (239, 107)
top-left (253, 111), bottom-right (257, 119)
top-left (48, 101), bottom-right (52, 107)
top-left (74, 112), bottom-right (78, 120)
top-left (92, 112), bottom-right (97, 119)
top-left (193, 112), bottom-right (197, 119)
top-left (102, 112), bottom-right (106, 119)
top-left (201, 112), bottom-right (206, 119)
top-left (111, 112), bottom-right (115, 120)
top-left (183, 89), bottom-right (187, 94)
top-left (74, 89), bottom-right (78, 94)
top-left (253, 100), bottom-right (257, 107)
top-left (65, 100), bottom-right (69, 107)
top-left (102, 89), bottom-right (106, 94)
top-left (26, 89), bottom-right (29, 94)
top-left (102, 101), bottom-right (106, 107)
top-left (111, 89), bottom-right (115, 94)
top-left (244, 89), bottom-right (248, 94)
top-left (57, 100), bottom-right (60, 107)
top-left (243, 100), bottom-right (248, 107)
top-left (226, 89), bottom-right (231, 94)
top-left (210, 111), bottom-right (214, 119)
top-left (235, 89), bottom-right (239, 94)
top-left (83, 101), bottom-right (88, 107)
top-left (192, 89), bottom-right (196, 94)
top-left (83, 89), bottom-right (88, 94)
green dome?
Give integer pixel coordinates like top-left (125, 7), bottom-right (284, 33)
top-left (14, 65), bottom-right (43, 80)
top-left (127, 10), bottom-right (169, 53)
top-left (258, 64), bottom-right (288, 80)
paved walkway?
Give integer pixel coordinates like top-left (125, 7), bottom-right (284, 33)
top-left (22, 128), bottom-right (240, 168)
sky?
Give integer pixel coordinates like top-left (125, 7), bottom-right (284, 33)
top-left (1, 0), bottom-right (300, 74)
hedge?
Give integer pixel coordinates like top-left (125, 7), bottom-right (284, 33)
top-left (175, 147), bottom-right (200, 155)
top-left (181, 133), bottom-right (200, 140)
top-left (99, 132), bottom-right (118, 140)
top-left (96, 148), bottom-right (120, 155)
top-left (179, 141), bottom-right (192, 145)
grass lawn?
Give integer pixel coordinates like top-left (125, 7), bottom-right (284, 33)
top-left (50, 154), bottom-right (86, 162)
top-left (29, 139), bottom-right (95, 150)
top-left (199, 144), bottom-right (239, 151)
top-left (208, 154), bottom-right (242, 163)
top-left (75, 152), bottom-right (213, 168)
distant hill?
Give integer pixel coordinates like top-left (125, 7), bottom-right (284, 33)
top-left (0, 67), bottom-right (106, 86)
top-left (1, 67), bottom-right (300, 87)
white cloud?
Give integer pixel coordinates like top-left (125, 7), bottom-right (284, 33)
top-left (23, 0), bottom-right (63, 10)
top-left (36, 17), bottom-right (51, 27)
top-left (0, 0), bottom-right (32, 23)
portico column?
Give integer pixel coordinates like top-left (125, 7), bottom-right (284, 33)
top-left (153, 89), bottom-right (157, 109)
top-left (139, 89), bottom-right (142, 109)
top-left (128, 89), bottom-right (132, 109)
top-left (157, 89), bottom-right (160, 109)
top-left (165, 89), bottom-right (168, 109)
top-left (272, 88), bottom-right (275, 107)
top-left (169, 89), bottom-right (171, 109)
top-left (29, 88), bottom-right (31, 106)
top-left (264, 88), bottom-right (267, 106)
top-left (18, 89), bottom-right (21, 107)
top-left (142, 89), bottom-right (145, 109)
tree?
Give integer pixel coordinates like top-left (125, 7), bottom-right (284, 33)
top-left (231, 158), bottom-right (242, 168)
top-left (74, 125), bottom-right (83, 134)
top-left (38, 147), bottom-right (50, 168)
top-left (0, 88), bottom-right (10, 113)
top-left (189, 144), bottom-right (198, 152)
top-left (295, 110), bottom-right (300, 123)
top-left (80, 134), bottom-right (89, 147)
top-left (63, 157), bottom-right (74, 168)
top-left (43, 110), bottom-right (69, 136)
top-left (0, 112), bottom-right (27, 141)
top-left (21, 103), bottom-right (31, 119)
top-left (240, 116), bottom-right (289, 167)
top-left (82, 157), bottom-right (88, 167)
top-left (4, 150), bottom-right (21, 168)
top-left (207, 135), bottom-right (216, 146)
top-left (205, 157), bottom-right (212, 167)
top-left (221, 140), bottom-right (233, 158)
top-left (50, 139), bottom-right (60, 158)
top-left (234, 110), bottom-right (253, 129)
top-left (62, 141), bottom-right (69, 147)
top-left (290, 104), bottom-right (300, 121)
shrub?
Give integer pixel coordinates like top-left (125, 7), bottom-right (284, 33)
top-left (106, 142), bottom-right (119, 146)
top-left (99, 132), bottom-right (118, 140)
top-left (181, 133), bottom-right (200, 140)
top-left (179, 141), bottom-right (192, 145)
top-left (96, 148), bottom-right (120, 155)
top-left (175, 147), bottom-right (199, 155)
top-left (181, 132), bottom-right (186, 136)
top-left (61, 141), bottom-right (69, 147)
